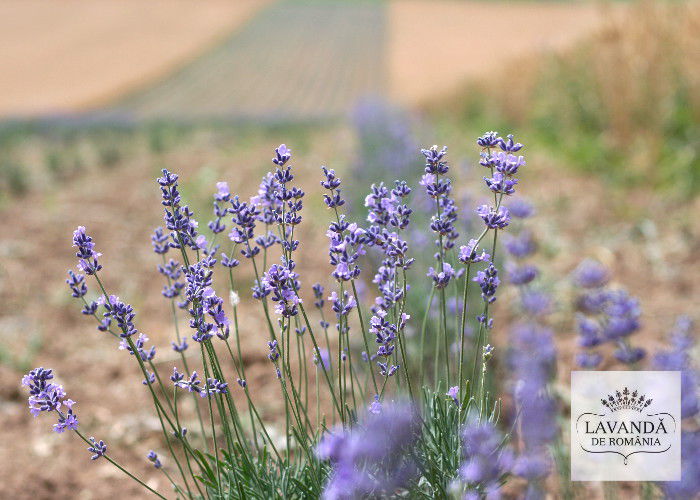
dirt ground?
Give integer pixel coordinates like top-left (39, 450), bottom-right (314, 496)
top-left (0, 0), bottom-right (270, 116)
top-left (388, 0), bottom-right (622, 106)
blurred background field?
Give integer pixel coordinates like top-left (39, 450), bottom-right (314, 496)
top-left (0, 0), bottom-right (698, 498)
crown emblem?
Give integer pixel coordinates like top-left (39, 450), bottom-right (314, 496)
top-left (600, 387), bottom-right (652, 412)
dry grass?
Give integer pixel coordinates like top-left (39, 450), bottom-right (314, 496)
top-left (0, 0), bottom-right (271, 116)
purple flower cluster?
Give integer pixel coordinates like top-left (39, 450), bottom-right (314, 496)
top-left (502, 206), bottom-right (558, 494)
top-left (572, 260), bottom-right (644, 368)
top-left (460, 419), bottom-right (513, 498)
top-left (171, 368), bottom-right (227, 398)
top-left (363, 178), bottom-right (414, 377)
top-left (326, 215), bottom-right (365, 282)
top-left (147, 450), bottom-right (162, 469)
top-left (503, 229), bottom-right (536, 260)
top-left (228, 195), bottom-right (261, 259)
top-left (316, 404), bottom-right (420, 499)
top-left (654, 318), bottom-right (699, 500)
top-left (22, 368), bottom-right (106, 461)
top-left (100, 294), bottom-right (139, 339)
top-left (652, 316), bottom-right (698, 418)
top-left (420, 146), bottom-right (459, 284)
top-left (509, 323), bottom-right (557, 486)
top-left (351, 97), bottom-right (420, 180)
top-left (250, 172), bottom-right (282, 226)
top-left (66, 270), bottom-right (88, 298)
top-left (181, 260), bottom-right (223, 342)
top-left (458, 239), bottom-right (490, 265)
top-left (158, 169), bottom-right (200, 251)
top-left (660, 430), bottom-right (700, 499)
top-left (261, 263), bottom-right (302, 317)
top-left (72, 226), bottom-right (102, 275)
top-left (22, 368), bottom-right (77, 431)
top-left (119, 333), bottom-right (156, 361)
top-left (208, 182), bottom-right (230, 235)
top-left (473, 263), bottom-right (500, 304)
top-left (87, 437), bottom-right (107, 460)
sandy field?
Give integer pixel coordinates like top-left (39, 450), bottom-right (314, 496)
top-left (0, 0), bottom-right (270, 116)
top-left (388, 0), bottom-right (617, 105)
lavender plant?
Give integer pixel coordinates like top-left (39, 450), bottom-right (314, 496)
top-left (21, 132), bottom-right (634, 499)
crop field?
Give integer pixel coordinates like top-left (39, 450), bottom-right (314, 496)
top-left (0, 0), bottom-right (269, 117)
top-left (98, 0), bottom-right (387, 122)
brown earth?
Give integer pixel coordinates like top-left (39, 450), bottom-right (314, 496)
top-left (388, 0), bottom-right (623, 106)
top-left (0, 0), bottom-right (271, 116)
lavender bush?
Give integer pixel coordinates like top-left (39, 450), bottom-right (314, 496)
top-left (21, 134), bottom-right (699, 499)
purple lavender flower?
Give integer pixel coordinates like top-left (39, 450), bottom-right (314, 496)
top-left (326, 214), bottom-right (365, 282)
top-left (261, 263), bottom-right (302, 317)
top-left (503, 230), bottom-right (536, 259)
top-left (170, 367), bottom-right (184, 383)
top-left (506, 263), bottom-right (538, 285)
top-left (477, 131), bottom-right (500, 148)
top-left (204, 378), bottom-right (228, 396)
top-left (157, 169), bottom-right (200, 251)
top-left (509, 322), bottom-right (557, 489)
top-left (572, 259), bottom-right (609, 289)
top-left (151, 227), bottom-right (170, 254)
top-left (100, 295), bottom-right (139, 339)
top-left (147, 450), bottom-right (162, 469)
top-left (458, 239), bottom-right (490, 264)
top-left (659, 430), bottom-right (700, 499)
top-left (87, 437), bottom-right (107, 460)
top-left (520, 290), bottom-right (552, 317)
top-left (72, 226), bottom-right (102, 275)
top-left (368, 395), bottom-right (382, 415)
top-left (653, 317), bottom-right (699, 418)
top-left (313, 348), bottom-right (331, 371)
top-left (119, 333), bottom-right (156, 361)
top-left (175, 371), bottom-right (203, 395)
top-left (576, 352), bottom-right (603, 369)
top-left (220, 253), bottom-right (239, 268)
top-left (21, 368), bottom-right (80, 434)
top-left (312, 283), bottom-right (325, 309)
top-left (498, 134), bottom-right (523, 153)
top-left (613, 344), bottom-right (645, 364)
top-left (484, 171), bottom-right (518, 195)
top-left (601, 290), bottom-right (640, 341)
top-left (476, 205), bottom-right (510, 229)
top-left (316, 403), bottom-right (420, 499)
top-left (460, 420), bottom-right (513, 495)
top-left (54, 400), bottom-right (79, 433)
top-left (267, 340), bottom-right (280, 362)
top-left (506, 198), bottom-right (534, 219)
top-left (428, 262), bottom-right (455, 289)
top-left (321, 167), bottom-right (345, 208)
top-left (473, 263), bottom-right (500, 303)
top-left (171, 339), bottom-right (188, 353)
top-left (446, 386), bottom-right (459, 405)
top-left (66, 270), bottom-right (87, 298)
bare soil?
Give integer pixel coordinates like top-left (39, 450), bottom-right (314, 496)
top-left (388, 0), bottom-right (621, 106)
top-left (0, 0), bottom-right (270, 116)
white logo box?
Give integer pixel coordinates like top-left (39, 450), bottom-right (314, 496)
top-left (570, 371), bottom-right (681, 481)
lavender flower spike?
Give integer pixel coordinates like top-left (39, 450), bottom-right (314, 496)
top-left (72, 226), bottom-right (102, 275)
